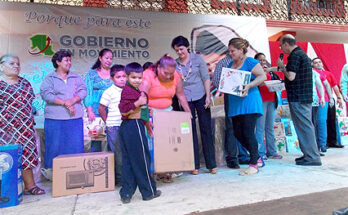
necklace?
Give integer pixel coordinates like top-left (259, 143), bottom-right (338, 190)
top-left (178, 61), bottom-right (192, 82)
top-left (232, 56), bottom-right (246, 69)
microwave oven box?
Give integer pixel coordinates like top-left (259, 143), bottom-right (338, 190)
top-left (52, 152), bottom-right (114, 197)
top-left (153, 111), bottom-right (195, 173)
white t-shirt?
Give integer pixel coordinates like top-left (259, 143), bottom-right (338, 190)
top-left (99, 84), bottom-right (122, 127)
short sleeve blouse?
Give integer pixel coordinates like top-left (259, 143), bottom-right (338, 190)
top-left (142, 68), bottom-right (182, 109)
top-left (227, 57), bottom-right (263, 117)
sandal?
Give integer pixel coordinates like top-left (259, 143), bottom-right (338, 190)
top-left (24, 186), bottom-right (46, 195)
top-left (162, 174), bottom-right (173, 183)
top-left (239, 166), bottom-right (258, 176)
top-left (156, 173), bottom-right (173, 183)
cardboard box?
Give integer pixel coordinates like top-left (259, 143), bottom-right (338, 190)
top-left (275, 137), bottom-right (286, 153)
top-left (338, 117), bottom-right (348, 145)
top-left (153, 111), bottom-right (194, 173)
top-left (274, 122), bottom-right (286, 138)
top-left (282, 119), bottom-right (301, 153)
top-left (52, 152), bottom-right (114, 197)
top-left (212, 96), bottom-right (224, 106)
top-left (0, 145), bottom-right (23, 208)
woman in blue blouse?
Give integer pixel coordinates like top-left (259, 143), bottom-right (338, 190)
top-left (225, 38), bottom-right (266, 175)
top-left (84, 48), bottom-right (113, 152)
top-left (171, 36), bottom-right (217, 175)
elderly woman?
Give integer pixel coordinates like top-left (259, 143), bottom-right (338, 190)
top-left (40, 50), bottom-right (86, 179)
top-left (225, 38), bottom-right (266, 175)
top-left (171, 36), bottom-right (217, 175)
top-left (141, 54), bottom-right (191, 182)
top-left (84, 48), bottom-right (113, 152)
top-left (0, 54), bottom-right (45, 195)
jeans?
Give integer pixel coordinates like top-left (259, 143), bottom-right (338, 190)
top-left (232, 114), bottom-right (260, 165)
top-left (223, 94), bottom-right (250, 164)
top-left (106, 126), bottom-right (122, 185)
top-left (317, 102), bottom-right (328, 148)
top-left (91, 140), bottom-right (102, 152)
top-left (288, 102), bottom-right (321, 162)
top-left (256, 101), bottom-right (277, 157)
top-left (189, 95), bottom-right (216, 170)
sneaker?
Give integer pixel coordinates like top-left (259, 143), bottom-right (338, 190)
top-left (257, 157), bottom-right (265, 168)
top-left (261, 155), bottom-right (268, 160)
top-left (268, 154), bottom-right (283, 159)
top-left (171, 172), bottom-right (183, 178)
top-left (143, 190), bottom-right (161, 201)
top-left (239, 165), bottom-right (258, 176)
top-left (41, 168), bottom-right (53, 181)
top-left (320, 146), bottom-right (327, 153)
top-left (121, 198), bottom-right (131, 204)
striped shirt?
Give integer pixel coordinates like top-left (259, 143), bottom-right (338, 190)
top-left (99, 85), bottom-right (122, 126)
top-left (212, 55), bottom-right (232, 88)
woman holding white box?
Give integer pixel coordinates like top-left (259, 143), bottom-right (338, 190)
top-left (224, 38), bottom-right (266, 175)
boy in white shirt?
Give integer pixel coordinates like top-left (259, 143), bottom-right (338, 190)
top-left (99, 64), bottom-right (126, 186)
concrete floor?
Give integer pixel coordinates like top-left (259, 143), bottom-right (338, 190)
top-left (2, 146), bottom-right (348, 215)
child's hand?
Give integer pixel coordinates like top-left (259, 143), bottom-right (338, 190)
top-left (145, 121), bottom-right (153, 137)
top-left (137, 94), bottom-right (147, 106)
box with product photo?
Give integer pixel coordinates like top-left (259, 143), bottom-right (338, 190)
top-left (275, 137), bottom-right (286, 153)
top-left (282, 119), bottom-right (301, 153)
top-left (274, 122), bottom-right (286, 138)
top-left (52, 152), bottom-right (114, 197)
top-left (153, 111), bottom-right (194, 173)
top-left (0, 144), bottom-right (23, 208)
top-left (218, 67), bottom-right (251, 97)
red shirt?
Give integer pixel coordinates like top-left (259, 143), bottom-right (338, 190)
top-left (259, 71), bottom-right (285, 102)
top-left (314, 69), bottom-right (329, 102)
top-left (324, 70), bottom-right (338, 88)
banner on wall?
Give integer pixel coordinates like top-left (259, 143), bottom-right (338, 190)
top-left (0, 2), bottom-right (270, 116)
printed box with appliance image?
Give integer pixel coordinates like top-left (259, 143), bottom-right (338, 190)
top-left (52, 152), bottom-right (114, 197)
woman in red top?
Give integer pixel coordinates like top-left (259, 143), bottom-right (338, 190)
top-left (254, 53), bottom-right (284, 160)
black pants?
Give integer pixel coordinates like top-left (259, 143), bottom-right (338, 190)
top-left (119, 119), bottom-right (157, 200)
top-left (327, 103), bottom-right (338, 146)
top-left (189, 95), bottom-right (216, 169)
top-left (311, 106), bottom-right (319, 149)
top-left (232, 114), bottom-right (260, 165)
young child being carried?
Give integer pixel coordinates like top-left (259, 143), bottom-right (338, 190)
top-left (118, 62), bottom-right (160, 204)
top-left (99, 64), bottom-right (126, 186)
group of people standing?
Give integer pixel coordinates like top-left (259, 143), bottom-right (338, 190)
top-left (0, 33), bottom-right (347, 202)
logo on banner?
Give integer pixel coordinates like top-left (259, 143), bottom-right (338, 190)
top-left (28, 34), bottom-right (55, 56)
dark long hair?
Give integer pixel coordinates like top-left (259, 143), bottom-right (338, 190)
top-left (91, 48), bottom-right (112, 70)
